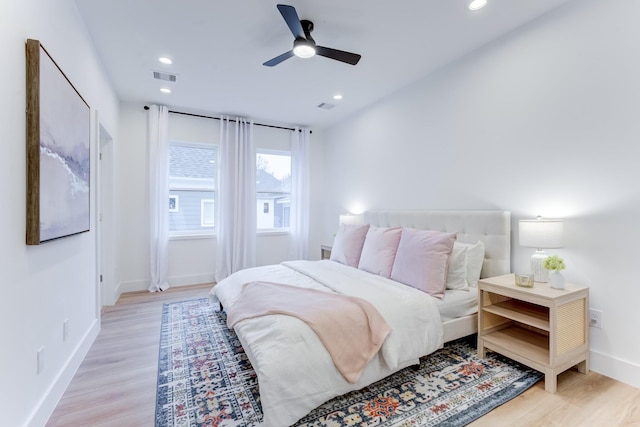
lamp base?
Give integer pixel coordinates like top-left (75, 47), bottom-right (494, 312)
top-left (531, 250), bottom-right (549, 282)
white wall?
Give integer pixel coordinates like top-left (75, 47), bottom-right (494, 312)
top-left (322, 0), bottom-right (640, 388)
top-left (0, 1), bottom-right (119, 426)
top-left (115, 104), bottom-right (324, 295)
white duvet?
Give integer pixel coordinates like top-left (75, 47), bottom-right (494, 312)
top-left (210, 260), bottom-right (444, 426)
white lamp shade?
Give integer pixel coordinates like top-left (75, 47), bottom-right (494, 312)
top-left (519, 219), bottom-right (563, 249)
top-left (339, 213), bottom-right (362, 226)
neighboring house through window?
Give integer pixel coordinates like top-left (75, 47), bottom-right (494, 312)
top-left (256, 150), bottom-right (291, 230)
top-left (168, 143), bottom-right (289, 234)
top-left (169, 141), bottom-right (217, 235)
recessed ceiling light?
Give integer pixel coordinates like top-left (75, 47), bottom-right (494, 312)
top-left (158, 57), bottom-right (173, 65)
top-left (333, 94), bottom-right (343, 101)
top-left (468, 0), bottom-right (487, 11)
top-left (160, 87), bottom-right (172, 94)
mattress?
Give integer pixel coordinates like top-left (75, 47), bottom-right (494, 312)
top-left (436, 286), bottom-right (479, 322)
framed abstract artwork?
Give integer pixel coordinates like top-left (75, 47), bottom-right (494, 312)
top-left (26, 39), bottom-right (91, 245)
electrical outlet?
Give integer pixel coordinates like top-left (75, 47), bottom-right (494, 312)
top-left (37, 347), bottom-right (45, 374)
top-left (63, 319), bottom-right (69, 342)
top-left (589, 308), bottom-right (603, 328)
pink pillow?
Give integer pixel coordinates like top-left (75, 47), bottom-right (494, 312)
top-left (358, 226), bottom-right (403, 278)
top-left (390, 228), bottom-right (457, 298)
top-left (330, 224), bottom-right (370, 267)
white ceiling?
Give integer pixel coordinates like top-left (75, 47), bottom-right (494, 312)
top-left (74, 0), bottom-right (573, 130)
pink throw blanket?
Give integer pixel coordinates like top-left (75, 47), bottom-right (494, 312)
top-left (226, 281), bottom-right (392, 384)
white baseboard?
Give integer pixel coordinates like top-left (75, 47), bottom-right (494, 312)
top-left (26, 318), bottom-right (100, 427)
top-left (590, 349), bottom-right (640, 389)
top-left (115, 279), bottom-right (147, 295)
top-left (114, 274), bottom-right (215, 302)
top-left (170, 273), bottom-right (215, 288)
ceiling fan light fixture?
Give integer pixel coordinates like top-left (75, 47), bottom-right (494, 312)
top-left (293, 45), bottom-right (315, 58)
top-left (263, 5), bottom-right (360, 67)
top-left (468, 0), bottom-right (487, 11)
top-left (293, 39), bottom-right (316, 58)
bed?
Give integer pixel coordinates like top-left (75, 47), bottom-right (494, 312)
top-left (210, 210), bottom-right (511, 426)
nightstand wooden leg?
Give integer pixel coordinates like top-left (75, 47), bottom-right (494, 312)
top-left (477, 339), bottom-right (486, 359)
top-left (577, 359), bottom-right (589, 374)
top-left (544, 372), bottom-right (558, 393)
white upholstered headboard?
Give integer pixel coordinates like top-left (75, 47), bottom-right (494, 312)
top-left (363, 210), bottom-right (511, 279)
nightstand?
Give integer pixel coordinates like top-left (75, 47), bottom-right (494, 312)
top-left (320, 244), bottom-right (332, 260)
top-left (477, 273), bottom-right (589, 393)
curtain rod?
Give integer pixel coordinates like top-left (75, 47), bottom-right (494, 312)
top-left (143, 106), bottom-right (311, 133)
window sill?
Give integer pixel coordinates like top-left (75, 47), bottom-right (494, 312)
top-left (168, 230), bottom-right (289, 240)
top-left (169, 233), bottom-right (216, 241)
top-left (257, 229), bottom-right (289, 236)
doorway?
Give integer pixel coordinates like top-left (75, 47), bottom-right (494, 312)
top-left (97, 122), bottom-right (115, 310)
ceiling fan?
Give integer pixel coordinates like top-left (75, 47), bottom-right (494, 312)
top-left (263, 4), bottom-right (362, 67)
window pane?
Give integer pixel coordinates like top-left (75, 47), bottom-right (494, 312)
top-left (170, 144), bottom-right (217, 180)
top-left (169, 142), bottom-right (217, 234)
top-left (256, 152), bottom-right (290, 229)
top-left (201, 199), bottom-right (215, 227)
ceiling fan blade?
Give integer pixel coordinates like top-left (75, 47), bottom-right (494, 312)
top-left (277, 4), bottom-right (305, 39)
top-left (263, 50), bottom-right (295, 67)
top-left (316, 46), bottom-right (362, 65)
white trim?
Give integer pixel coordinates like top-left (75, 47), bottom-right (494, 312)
top-left (257, 147), bottom-right (290, 157)
top-left (116, 279), bottom-right (145, 295)
top-left (170, 139), bottom-right (216, 149)
top-left (200, 199), bottom-right (215, 227)
top-left (169, 177), bottom-right (214, 191)
top-left (257, 229), bottom-right (289, 236)
top-left (117, 274), bottom-right (216, 294)
top-left (591, 349), bottom-right (640, 389)
top-left (26, 319), bottom-right (100, 427)
top-left (168, 229), bottom-right (288, 239)
top-left (170, 273), bottom-right (216, 287)
top-left (169, 232), bottom-right (215, 240)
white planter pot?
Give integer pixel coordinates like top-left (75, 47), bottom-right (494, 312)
top-left (549, 271), bottom-right (565, 290)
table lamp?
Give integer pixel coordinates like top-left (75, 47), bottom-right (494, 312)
top-left (339, 213), bottom-right (363, 226)
top-left (519, 216), bottom-right (563, 282)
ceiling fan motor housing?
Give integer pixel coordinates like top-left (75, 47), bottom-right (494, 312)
top-left (300, 19), bottom-right (314, 36)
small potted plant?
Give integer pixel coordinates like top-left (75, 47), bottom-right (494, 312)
top-left (543, 255), bottom-right (566, 289)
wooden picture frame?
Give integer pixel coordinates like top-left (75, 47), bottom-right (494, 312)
top-left (26, 39), bottom-right (91, 245)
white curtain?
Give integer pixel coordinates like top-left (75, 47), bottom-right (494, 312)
top-left (288, 127), bottom-right (311, 260)
top-left (147, 105), bottom-right (170, 292)
top-left (216, 116), bottom-right (256, 282)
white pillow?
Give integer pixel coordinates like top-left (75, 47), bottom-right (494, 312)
top-left (462, 240), bottom-right (485, 286)
top-left (445, 244), bottom-right (469, 290)
top-left (445, 240), bottom-right (485, 290)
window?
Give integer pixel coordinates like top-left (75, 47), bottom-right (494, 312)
top-left (256, 150), bottom-right (291, 230)
top-left (169, 141), bottom-right (217, 235)
top-left (169, 195), bottom-right (179, 212)
top-left (201, 199), bottom-right (215, 227)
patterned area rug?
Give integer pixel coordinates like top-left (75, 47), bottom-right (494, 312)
top-left (155, 298), bottom-right (542, 427)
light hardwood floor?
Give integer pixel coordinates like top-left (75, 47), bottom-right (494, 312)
top-left (47, 284), bottom-right (640, 426)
